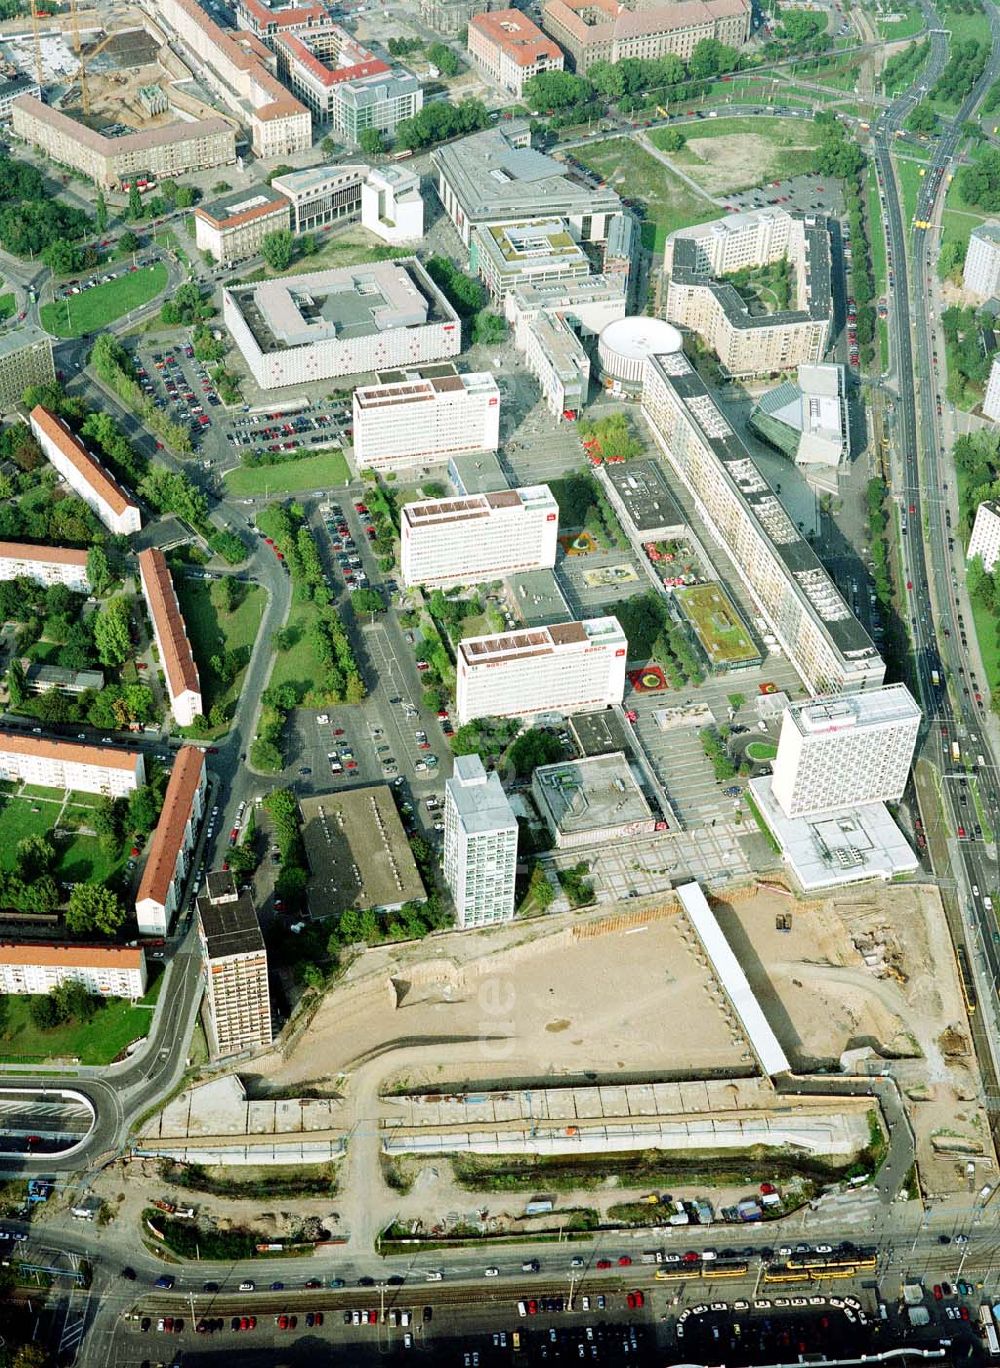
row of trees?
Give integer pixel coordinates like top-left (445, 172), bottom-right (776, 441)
top-left (931, 37), bottom-right (989, 105)
top-left (958, 148), bottom-right (1000, 211)
top-left (941, 304), bottom-right (994, 406)
top-left (395, 97), bottom-right (491, 151)
top-left (90, 334), bottom-right (193, 454)
top-left (424, 253), bottom-right (507, 348)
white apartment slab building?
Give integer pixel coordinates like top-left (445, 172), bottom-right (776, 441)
top-left (507, 275), bottom-right (627, 418)
top-left (138, 549), bottom-right (203, 727)
top-left (223, 258), bottom-right (461, 390)
top-left (197, 877), bottom-right (272, 1058)
top-left (963, 221), bottom-right (1000, 299)
top-left (402, 486), bottom-right (559, 588)
top-left (0, 943), bottom-right (147, 1000)
top-left (0, 542), bottom-right (89, 593)
top-left (967, 499), bottom-right (1000, 572)
top-left (135, 747), bottom-right (208, 937)
top-left (30, 405), bottom-right (141, 537)
top-left (467, 8), bottom-right (564, 96)
top-left (443, 753), bottom-right (518, 928)
top-left (194, 184), bottom-right (291, 266)
top-left (642, 353), bottom-right (884, 696)
top-left (352, 365), bottom-right (499, 472)
top-left (456, 617), bottom-right (627, 723)
top-left (770, 684), bottom-right (921, 820)
top-left (360, 165), bottom-right (424, 244)
top-left (983, 354), bottom-right (1000, 423)
top-left (0, 732), bottom-right (144, 796)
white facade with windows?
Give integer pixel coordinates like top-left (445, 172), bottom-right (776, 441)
top-left (770, 684), bottom-right (921, 820)
top-left (0, 733), bottom-right (144, 796)
top-left (456, 617), bottom-right (627, 723)
top-left (983, 356), bottom-right (1000, 423)
top-left (360, 165), bottom-right (424, 244)
top-left (963, 221), bottom-right (1000, 299)
top-left (967, 498), bottom-right (1000, 572)
top-left (443, 753), bottom-right (518, 928)
top-left (30, 405), bottom-right (141, 537)
top-left (352, 368), bottom-right (499, 471)
top-left (0, 543), bottom-right (89, 592)
top-left (401, 486), bottom-right (558, 588)
top-left (0, 944), bottom-right (146, 999)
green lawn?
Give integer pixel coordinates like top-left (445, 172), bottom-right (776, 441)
top-left (0, 965), bottom-right (164, 1065)
top-left (267, 596), bottom-right (325, 703)
top-left (940, 168), bottom-right (990, 263)
top-left (868, 163), bottom-right (888, 299)
top-left (746, 739), bottom-right (778, 762)
top-left (0, 793), bottom-right (57, 866)
top-left (574, 138), bottom-right (717, 252)
top-left (878, 7), bottom-right (926, 37)
top-left (0, 293), bottom-right (15, 322)
top-left (893, 154), bottom-right (929, 227)
top-left (175, 578), bottom-right (265, 717)
top-left (40, 263), bottom-right (169, 338)
top-left (57, 803), bottom-right (123, 884)
top-left (651, 116), bottom-right (825, 197)
top-left (224, 449), bottom-right (350, 497)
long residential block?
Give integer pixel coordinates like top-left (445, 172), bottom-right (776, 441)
top-left (30, 405), bottom-right (141, 537)
top-left (135, 746), bottom-right (207, 937)
top-left (641, 352), bottom-right (883, 695)
top-left (402, 486), bottom-right (559, 588)
top-left (0, 732), bottom-right (145, 795)
top-left (11, 95), bottom-right (236, 188)
top-left (467, 8), bottom-right (564, 97)
top-left (352, 366), bottom-right (499, 472)
top-left (456, 617), bottom-right (627, 723)
top-left (0, 542), bottom-right (89, 592)
top-left (138, 549), bottom-right (202, 727)
top-left (0, 942), bottom-right (147, 1000)
top-left (155, 0), bottom-right (313, 158)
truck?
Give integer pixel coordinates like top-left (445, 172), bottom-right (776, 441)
top-left (931, 669), bottom-right (940, 687)
top-left (952, 741), bottom-right (961, 763)
top-left (640, 1251), bottom-right (662, 1264)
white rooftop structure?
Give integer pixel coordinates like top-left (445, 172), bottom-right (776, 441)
top-left (751, 363), bottom-right (849, 469)
top-left (598, 315), bottom-right (682, 390)
top-left (677, 881), bottom-right (790, 1077)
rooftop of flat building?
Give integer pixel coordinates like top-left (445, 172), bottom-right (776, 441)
top-left (300, 786), bottom-right (425, 913)
top-left (786, 683), bottom-right (921, 736)
top-left (0, 324), bottom-right (50, 360)
top-left (448, 753), bottom-right (517, 835)
top-left (197, 886), bottom-right (265, 959)
top-left (432, 122), bottom-right (621, 223)
top-left (225, 256), bottom-right (457, 355)
top-left (271, 162), bottom-right (368, 197)
top-left (449, 448), bottom-right (509, 495)
top-left (533, 751), bottom-right (653, 836)
top-left (509, 567), bottom-right (571, 626)
top-left (604, 458), bottom-right (685, 534)
top-left (196, 182), bottom-right (290, 228)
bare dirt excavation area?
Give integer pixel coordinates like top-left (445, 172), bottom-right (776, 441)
top-left (216, 879), bottom-right (994, 1237)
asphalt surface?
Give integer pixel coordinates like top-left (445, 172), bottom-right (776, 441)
top-left (874, 0), bottom-right (1000, 1102)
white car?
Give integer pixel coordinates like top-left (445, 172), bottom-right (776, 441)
top-left (484, 1267), bottom-right (500, 1278)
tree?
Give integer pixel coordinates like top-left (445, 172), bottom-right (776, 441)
top-left (657, 128), bottom-right (686, 152)
top-left (93, 596), bottom-right (131, 668)
top-left (95, 187), bottom-right (108, 233)
top-left (522, 70), bottom-right (592, 110)
top-left (93, 795), bottom-right (126, 853)
top-left (118, 229), bottom-right (140, 254)
top-left (426, 40), bottom-right (460, 75)
top-left (14, 835), bottom-right (55, 883)
top-left (507, 728), bottom-right (563, 777)
top-left (6, 657), bottom-right (25, 708)
top-left (30, 993), bottom-right (60, 1029)
top-left (906, 103), bottom-right (938, 134)
top-left (175, 184), bottom-right (196, 208)
top-left (43, 238), bottom-right (79, 275)
top-left (350, 587), bottom-right (384, 615)
top-left (86, 545), bottom-right (112, 596)
top-left (211, 575), bottom-right (240, 614)
top-left (126, 183), bottom-right (144, 221)
top-left (472, 310), bottom-right (506, 346)
top-left (358, 128), bottom-right (386, 157)
top-left (226, 844), bottom-right (257, 876)
top-left (261, 229), bottom-right (295, 272)
top-left (320, 136), bottom-right (338, 156)
top-left (65, 884), bottom-right (126, 935)
top-left (128, 785), bottom-right (160, 836)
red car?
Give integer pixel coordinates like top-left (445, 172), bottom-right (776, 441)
top-left (367, 1311), bottom-right (377, 1324)
top-left (633, 1290), bottom-right (644, 1308)
top-left (933, 1285), bottom-right (942, 1300)
top-left (682, 1251), bottom-right (700, 1263)
top-left (626, 1293), bottom-right (637, 1310)
top-left (596, 1259), bottom-right (611, 1270)
top-left (527, 1300), bottom-right (538, 1315)
top-left (277, 1316), bottom-right (289, 1330)
top-left (617, 1256), bottom-right (632, 1267)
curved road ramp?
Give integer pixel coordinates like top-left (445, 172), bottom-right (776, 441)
top-left (0, 1088), bottom-right (96, 1158)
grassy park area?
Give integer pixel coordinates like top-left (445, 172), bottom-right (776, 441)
top-left (224, 448), bottom-right (351, 497)
top-left (652, 117), bottom-right (825, 194)
top-left (175, 578), bottom-right (264, 718)
top-left (0, 966), bottom-right (164, 1065)
top-left (573, 138), bottom-right (717, 251)
top-left (0, 787), bottom-right (125, 884)
top-left (266, 597), bottom-right (326, 703)
top-left (40, 264), bottom-right (168, 338)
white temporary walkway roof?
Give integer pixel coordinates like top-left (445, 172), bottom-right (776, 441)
top-left (677, 881), bottom-right (791, 1078)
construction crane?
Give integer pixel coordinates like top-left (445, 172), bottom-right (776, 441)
top-left (68, 0), bottom-right (89, 114)
top-left (28, 0), bottom-right (43, 90)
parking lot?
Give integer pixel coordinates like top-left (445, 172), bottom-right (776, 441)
top-left (131, 341), bottom-right (221, 452)
top-left (226, 399), bottom-right (351, 469)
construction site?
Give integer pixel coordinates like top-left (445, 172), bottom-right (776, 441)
top-left (0, 3), bottom-right (230, 138)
